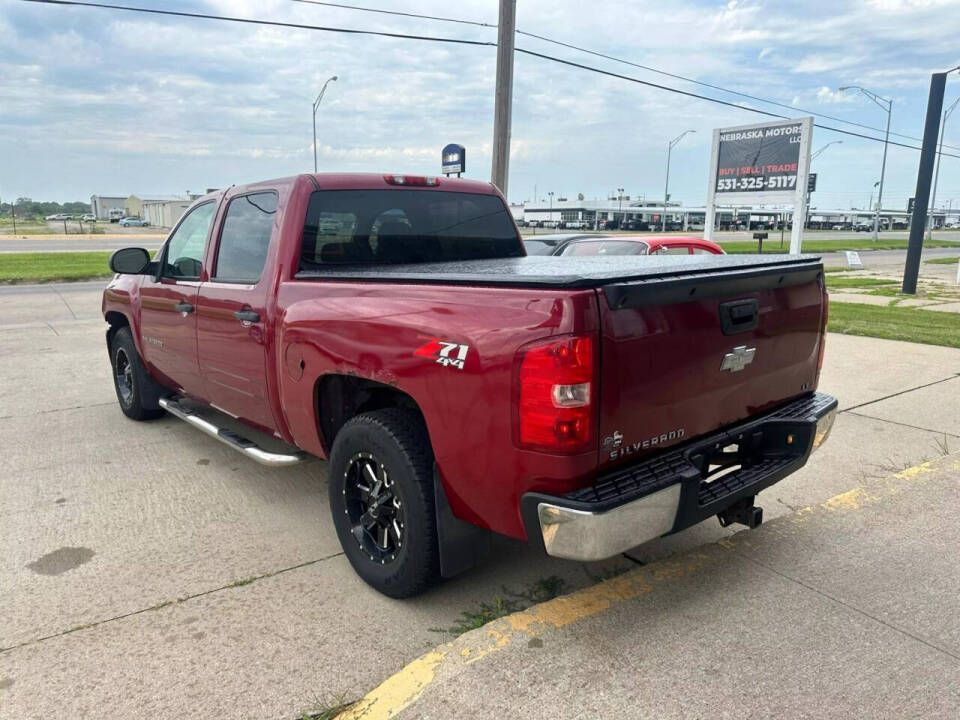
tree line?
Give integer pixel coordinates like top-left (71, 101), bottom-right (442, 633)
top-left (1, 198), bottom-right (92, 217)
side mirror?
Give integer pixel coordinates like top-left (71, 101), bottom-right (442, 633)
top-left (109, 247), bottom-right (151, 274)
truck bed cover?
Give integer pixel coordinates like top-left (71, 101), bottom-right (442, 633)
top-left (295, 254), bottom-right (823, 307)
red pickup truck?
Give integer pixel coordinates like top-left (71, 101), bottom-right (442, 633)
top-left (103, 173), bottom-right (836, 597)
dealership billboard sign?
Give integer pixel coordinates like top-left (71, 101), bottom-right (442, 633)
top-left (705, 117), bottom-right (813, 253)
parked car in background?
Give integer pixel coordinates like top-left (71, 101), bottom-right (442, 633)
top-left (522, 233), bottom-right (602, 255)
top-left (45, 213), bottom-right (71, 221)
top-left (120, 217), bottom-right (150, 227)
top-left (831, 224), bottom-right (844, 231)
top-left (102, 172), bottom-right (832, 597)
top-left (855, 221), bottom-right (874, 232)
top-left (556, 235), bottom-right (725, 257)
top-left (82, 214), bottom-right (96, 222)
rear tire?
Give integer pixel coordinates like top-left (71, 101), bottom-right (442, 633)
top-left (328, 409), bottom-right (440, 598)
top-left (110, 326), bottom-right (165, 421)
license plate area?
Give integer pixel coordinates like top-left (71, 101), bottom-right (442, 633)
top-left (687, 423), bottom-right (811, 505)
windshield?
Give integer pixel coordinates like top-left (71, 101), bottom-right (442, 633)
top-left (523, 239), bottom-right (557, 255)
top-left (300, 189), bottom-right (522, 267)
top-left (560, 240), bottom-right (649, 256)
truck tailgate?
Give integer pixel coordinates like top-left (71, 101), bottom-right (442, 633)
top-left (596, 259), bottom-right (825, 466)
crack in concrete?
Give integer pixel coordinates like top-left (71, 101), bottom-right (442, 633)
top-left (732, 548), bottom-right (960, 663)
top-left (846, 410), bottom-right (960, 440)
top-left (48, 285), bottom-right (78, 321)
top-left (840, 374), bottom-right (960, 415)
top-left (0, 551), bottom-right (345, 655)
top-left (0, 401), bottom-right (115, 421)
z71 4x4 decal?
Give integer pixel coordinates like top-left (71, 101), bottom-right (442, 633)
top-left (415, 337), bottom-right (469, 371)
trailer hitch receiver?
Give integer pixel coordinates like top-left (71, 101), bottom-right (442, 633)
top-left (717, 497), bottom-right (763, 529)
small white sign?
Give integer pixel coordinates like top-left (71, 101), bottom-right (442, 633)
top-left (845, 251), bottom-right (863, 269)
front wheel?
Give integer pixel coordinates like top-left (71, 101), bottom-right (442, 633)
top-left (328, 409), bottom-right (440, 598)
top-left (110, 326), bottom-right (165, 421)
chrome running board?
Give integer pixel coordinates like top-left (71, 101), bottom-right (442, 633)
top-left (158, 396), bottom-right (306, 467)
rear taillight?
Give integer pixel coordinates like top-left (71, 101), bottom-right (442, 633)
top-left (383, 174), bottom-right (439, 186)
top-left (818, 292), bottom-right (829, 372)
top-left (517, 335), bottom-right (595, 453)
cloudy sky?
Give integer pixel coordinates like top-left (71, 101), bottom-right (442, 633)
top-left (1, 0), bottom-right (959, 211)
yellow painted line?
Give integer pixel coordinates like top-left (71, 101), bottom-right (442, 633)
top-left (337, 453), bottom-right (958, 719)
top-left (338, 649), bottom-right (447, 720)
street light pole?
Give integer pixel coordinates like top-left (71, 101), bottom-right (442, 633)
top-left (806, 140), bottom-right (842, 229)
top-left (548, 191), bottom-right (554, 227)
top-left (616, 187), bottom-right (624, 228)
top-left (839, 86), bottom-right (892, 240)
top-left (928, 95), bottom-right (959, 240)
top-left (663, 130), bottom-right (695, 232)
top-left (312, 75), bottom-right (338, 173)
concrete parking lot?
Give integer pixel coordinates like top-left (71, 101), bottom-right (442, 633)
top-left (2, 280), bottom-right (960, 718)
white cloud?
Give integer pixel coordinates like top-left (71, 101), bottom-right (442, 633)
top-left (816, 86), bottom-right (856, 104)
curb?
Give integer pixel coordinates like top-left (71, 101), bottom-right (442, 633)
top-left (336, 454), bottom-right (958, 720)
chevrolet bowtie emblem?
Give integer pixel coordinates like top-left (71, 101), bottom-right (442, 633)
top-left (720, 345), bottom-right (756, 372)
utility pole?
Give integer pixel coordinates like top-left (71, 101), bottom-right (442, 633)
top-left (617, 187), bottom-right (624, 228)
top-left (490, 0), bottom-right (516, 196)
top-left (928, 95), bottom-right (959, 240)
top-left (548, 191), bottom-right (554, 226)
top-left (903, 71), bottom-right (949, 294)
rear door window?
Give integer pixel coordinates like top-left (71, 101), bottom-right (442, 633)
top-left (299, 189), bottom-right (522, 267)
top-left (213, 192), bottom-right (278, 283)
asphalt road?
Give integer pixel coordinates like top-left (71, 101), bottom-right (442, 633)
top-left (2, 281), bottom-right (960, 717)
top-left (0, 234), bottom-right (166, 253)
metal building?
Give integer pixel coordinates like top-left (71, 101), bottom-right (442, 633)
top-left (90, 195), bottom-right (127, 220)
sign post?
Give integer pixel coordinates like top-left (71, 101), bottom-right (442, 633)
top-left (442, 143), bottom-right (466, 178)
top-left (705, 116), bottom-right (813, 253)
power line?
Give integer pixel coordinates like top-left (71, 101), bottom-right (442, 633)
top-left (289, 0), bottom-right (494, 29)
top-left (286, 0), bottom-right (958, 151)
top-left (19, 0), bottom-right (497, 47)
top-left (19, 0), bottom-right (960, 160)
top-left (515, 48), bottom-right (960, 159)
top-left (515, 30), bottom-right (959, 152)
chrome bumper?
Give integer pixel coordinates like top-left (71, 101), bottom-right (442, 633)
top-left (524, 393), bottom-right (838, 562)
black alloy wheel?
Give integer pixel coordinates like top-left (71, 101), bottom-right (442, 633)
top-left (342, 451), bottom-right (405, 564)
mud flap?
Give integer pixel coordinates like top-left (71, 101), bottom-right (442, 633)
top-left (434, 467), bottom-right (491, 578)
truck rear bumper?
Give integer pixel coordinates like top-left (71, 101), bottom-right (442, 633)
top-left (521, 392), bottom-right (838, 562)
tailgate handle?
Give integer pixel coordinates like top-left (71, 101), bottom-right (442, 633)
top-left (719, 299), bottom-right (759, 335)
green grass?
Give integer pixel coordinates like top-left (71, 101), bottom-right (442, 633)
top-left (434, 576), bottom-right (567, 637)
top-left (0, 251), bottom-right (112, 283)
top-left (824, 266), bottom-right (857, 273)
top-left (299, 694), bottom-right (354, 720)
top-left (722, 238), bottom-right (960, 254)
top-left (828, 302), bottom-right (960, 349)
top-left (825, 276), bottom-right (897, 290)
top-left (924, 256), bottom-right (960, 265)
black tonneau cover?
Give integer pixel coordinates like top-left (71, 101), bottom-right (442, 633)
top-left (295, 254), bottom-right (823, 308)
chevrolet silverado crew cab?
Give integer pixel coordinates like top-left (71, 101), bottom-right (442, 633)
top-left (103, 173), bottom-right (836, 598)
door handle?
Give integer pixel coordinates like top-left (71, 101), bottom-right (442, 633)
top-left (234, 309), bottom-right (260, 323)
top-left (174, 302), bottom-right (194, 313)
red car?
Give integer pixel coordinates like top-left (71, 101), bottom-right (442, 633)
top-left (103, 173), bottom-right (835, 597)
top-left (557, 235), bottom-right (724, 256)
